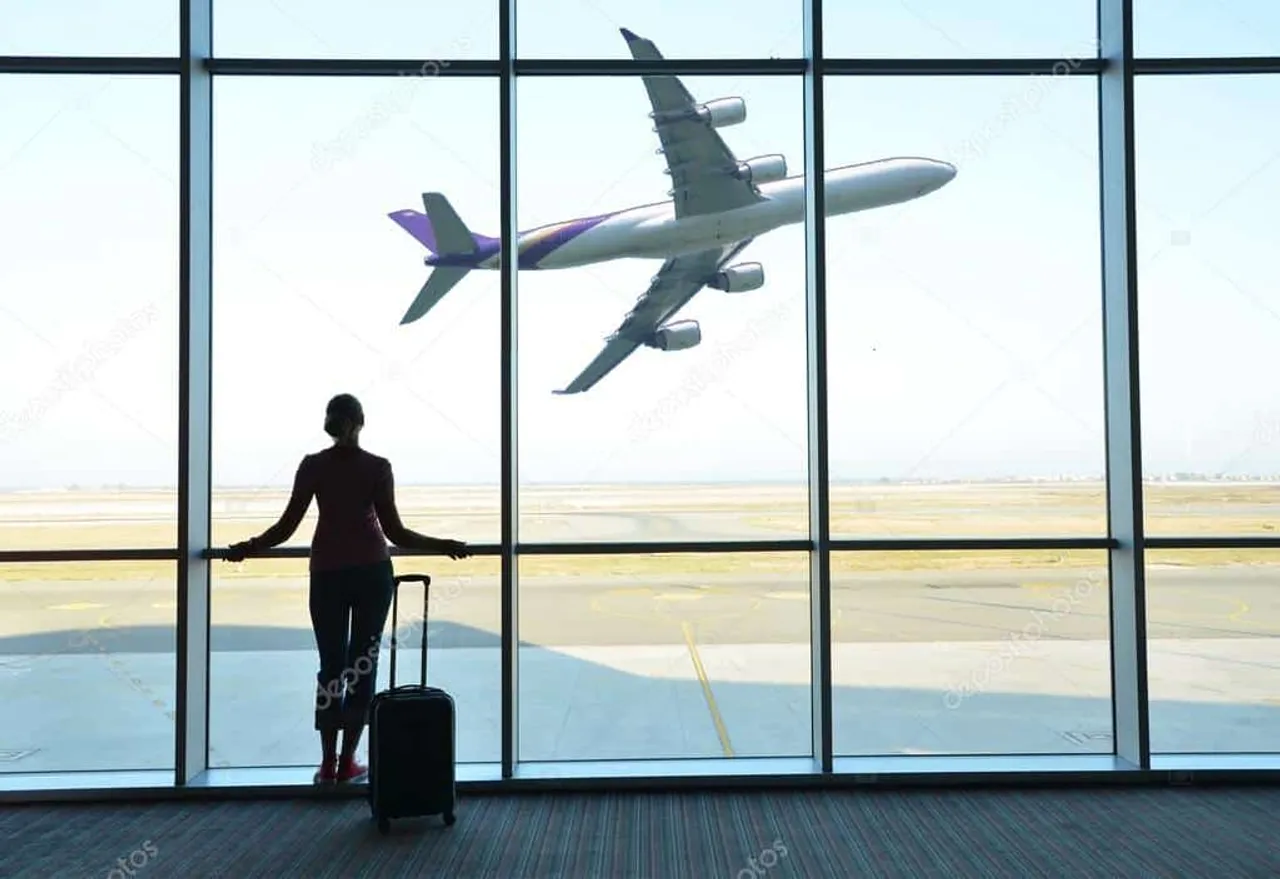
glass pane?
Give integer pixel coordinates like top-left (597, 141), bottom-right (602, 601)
top-left (0, 1), bottom-right (176, 56)
top-left (214, 0), bottom-right (496, 59)
top-left (1146, 549), bottom-right (1280, 753)
top-left (516, 76), bottom-right (809, 542)
top-left (0, 560), bottom-right (175, 773)
top-left (518, 552), bottom-right (811, 761)
top-left (1137, 75), bottom-right (1280, 535)
top-left (831, 549), bottom-right (1111, 756)
top-left (211, 76), bottom-right (500, 549)
top-left (516, 2), bottom-right (802, 59)
top-left (824, 1), bottom-right (1096, 59)
top-left (209, 556), bottom-right (499, 766)
top-left (0, 75), bottom-right (178, 551)
top-left (1136, 2), bottom-right (1280, 57)
top-left (823, 75), bottom-right (1104, 538)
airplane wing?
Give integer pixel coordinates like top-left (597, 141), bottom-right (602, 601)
top-left (621, 28), bottom-right (763, 219)
top-left (555, 240), bottom-right (752, 395)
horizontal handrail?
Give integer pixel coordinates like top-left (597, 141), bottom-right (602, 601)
top-left (14, 536), bottom-right (1280, 565)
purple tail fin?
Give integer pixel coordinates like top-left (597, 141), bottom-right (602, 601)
top-left (389, 207), bottom-right (500, 255)
top-left (388, 209), bottom-right (438, 253)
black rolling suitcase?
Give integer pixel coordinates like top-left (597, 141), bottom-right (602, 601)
top-left (367, 572), bottom-right (457, 834)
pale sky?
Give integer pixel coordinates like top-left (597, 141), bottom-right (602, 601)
top-left (1, 1), bottom-right (1278, 491)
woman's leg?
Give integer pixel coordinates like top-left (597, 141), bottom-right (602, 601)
top-left (308, 569), bottom-right (352, 777)
top-left (338, 561), bottom-right (396, 774)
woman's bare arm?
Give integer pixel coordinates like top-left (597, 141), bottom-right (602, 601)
top-left (236, 458), bottom-right (314, 554)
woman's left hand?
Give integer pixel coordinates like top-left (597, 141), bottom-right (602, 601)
top-left (437, 539), bottom-right (470, 560)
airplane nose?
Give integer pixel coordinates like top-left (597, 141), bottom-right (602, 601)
top-left (917, 160), bottom-right (956, 195)
top-left (930, 160), bottom-right (957, 187)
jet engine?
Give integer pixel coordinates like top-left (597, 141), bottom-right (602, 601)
top-left (708, 262), bottom-right (765, 293)
top-left (649, 320), bottom-right (702, 351)
top-left (696, 97), bottom-right (747, 128)
top-left (733, 154), bottom-right (787, 185)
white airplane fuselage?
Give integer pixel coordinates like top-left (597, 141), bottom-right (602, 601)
top-left (457, 157), bottom-right (954, 271)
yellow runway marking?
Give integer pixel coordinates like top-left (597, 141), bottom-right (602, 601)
top-left (764, 590), bottom-right (808, 601)
top-left (48, 602), bottom-right (106, 611)
top-left (653, 593), bottom-right (704, 602)
top-left (681, 620), bottom-right (734, 758)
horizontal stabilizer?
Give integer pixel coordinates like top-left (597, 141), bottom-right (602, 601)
top-left (400, 266), bottom-right (469, 325)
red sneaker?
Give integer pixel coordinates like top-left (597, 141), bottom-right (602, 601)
top-left (337, 757), bottom-right (368, 784)
top-left (314, 759), bottom-right (337, 785)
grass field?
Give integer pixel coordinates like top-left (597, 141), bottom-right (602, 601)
top-left (2, 481), bottom-right (1278, 581)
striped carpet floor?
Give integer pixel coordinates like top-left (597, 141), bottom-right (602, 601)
top-left (3, 785), bottom-right (1279, 878)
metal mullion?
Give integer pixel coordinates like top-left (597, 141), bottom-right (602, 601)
top-left (500, 0), bottom-right (519, 781)
top-left (513, 58), bottom-right (805, 76)
top-left (821, 58), bottom-right (1107, 76)
top-left (829, 538), bottom-right (1115, 552)
top-left (1098, 0), bottom-right (1150, 771)
top-left (1146, 537), bottom-right (1280, 550)
top-left (15, 51), bottom-right (1276, 79)
top-left (0, 549), bottom-right (179, 562)
top-left (204, 58), bottom-right (499, 76)
top-left (803, 0), bottom-right (833, 775)
top-left (0, 56), bottom-right (180, 74)
top-left (176, 0), bottom-right (214, 787)
top-left (54, 54), bottom-right (1280, 79)
top-left (517, 540), bottom-right (811, 555)
top-left (1135, 56), bottom-right (1280, 75)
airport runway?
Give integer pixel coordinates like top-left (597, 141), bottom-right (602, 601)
top-left (0, 566), bottom-right (1274, 654)
top-left (4, 482), bottom-right (1279, 656)
top-left (6, 481), bottom-right (1279, 547)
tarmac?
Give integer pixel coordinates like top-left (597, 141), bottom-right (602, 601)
top-left (2, 563), bottom-right (1278, 774)
top-left (2, 483), bottom-right (1278, 777)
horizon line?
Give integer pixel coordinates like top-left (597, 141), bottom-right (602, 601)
top-left (7, 474), bottom-right (1280, 493)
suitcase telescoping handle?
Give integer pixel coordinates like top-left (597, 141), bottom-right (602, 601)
top-left (389, 573), bottom-right (430, 688)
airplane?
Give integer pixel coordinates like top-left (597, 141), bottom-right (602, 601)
top-left (388, 27), bottom-right (956, 395)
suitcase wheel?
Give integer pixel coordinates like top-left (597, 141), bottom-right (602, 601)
top-left (444, 811), bottom-right (456, 827)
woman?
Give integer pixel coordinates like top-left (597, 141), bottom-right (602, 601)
top-left (226, 393), bottom-right (469, 785)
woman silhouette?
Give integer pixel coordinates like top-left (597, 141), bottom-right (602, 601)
top-left (226, 393), bottom-right (469, 784)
